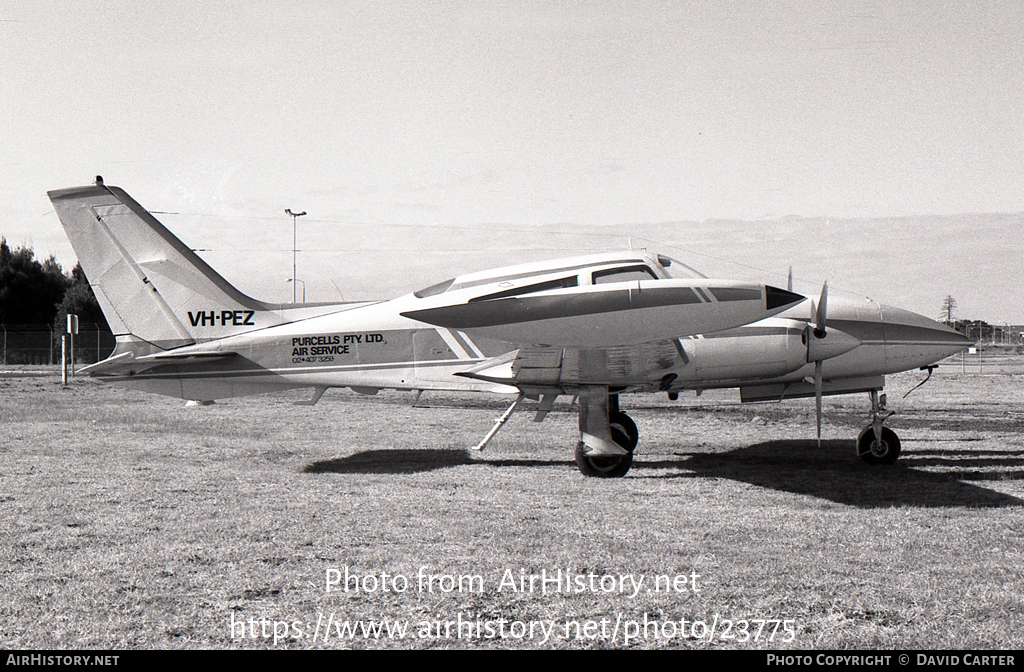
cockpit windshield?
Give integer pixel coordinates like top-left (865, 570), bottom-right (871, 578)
top-left (413, 278), bottom-right (455, 298)
top-left (656, 254), bottom-right (707, 280)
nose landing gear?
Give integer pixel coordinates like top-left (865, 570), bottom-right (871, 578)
top-left (857, 390), bottom-right (900, 464)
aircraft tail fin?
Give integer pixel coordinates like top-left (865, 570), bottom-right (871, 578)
top-left (48, 178), bottom-right (280, 353)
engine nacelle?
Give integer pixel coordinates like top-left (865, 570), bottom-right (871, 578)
top-left (681, 318), bottom-right (810, 383)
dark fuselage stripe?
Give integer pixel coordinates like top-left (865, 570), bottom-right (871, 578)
top-left (403, 285), bottom-right (724, 329)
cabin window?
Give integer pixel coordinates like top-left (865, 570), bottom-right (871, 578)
top-left (591, 265), bottom-right (658, 285)
top-left (469, 276), bottom-right (578, 302)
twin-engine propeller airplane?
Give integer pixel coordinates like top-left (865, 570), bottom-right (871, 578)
top-left (49, 178), bottom-right (971, 477)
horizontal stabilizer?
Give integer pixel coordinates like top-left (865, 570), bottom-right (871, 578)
top-left (77, 352), bottom-right (135, 376)
top-left (77, 348), bottom-right (238, 376)
top-left (141, 350), bottom-right (238, 362)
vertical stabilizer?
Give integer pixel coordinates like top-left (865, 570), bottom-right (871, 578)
top-left (48, 179), bottom-right (278, 351)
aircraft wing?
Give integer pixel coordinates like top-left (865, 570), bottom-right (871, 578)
top-left (403, 279), bottom-right (804, 347)
top-left (456, 340), bottom-right (684, 391)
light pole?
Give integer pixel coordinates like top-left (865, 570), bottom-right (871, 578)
top-left (285, 208), bottom-right (306, 303)
top-left (287, 278), bottom-right (306, 303)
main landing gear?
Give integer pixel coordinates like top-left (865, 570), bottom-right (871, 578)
top-left (856, 390), bottom-right (901, 465)
top-left (575, 387), bottom-right (637, 478)
top-left (470, 387), bottom-right (638, 477)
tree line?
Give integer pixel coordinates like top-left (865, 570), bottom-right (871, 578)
top-left (0, 238), bottom-right (107, 331)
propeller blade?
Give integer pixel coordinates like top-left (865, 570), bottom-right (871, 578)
top-left (814, 281), bottom-right (828, 337)
top-left (805, 281), bottom-right (860, 365)
top-left (814, 360), bottom-right (823, 446)
top-left (787, 266), bottom-right (793, 292)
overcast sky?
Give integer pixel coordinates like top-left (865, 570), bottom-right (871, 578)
top-left (2, 1), bottom-right (1022, 322)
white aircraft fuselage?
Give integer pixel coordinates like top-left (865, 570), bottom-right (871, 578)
top-left (49, 179), bottom-right (971, 477)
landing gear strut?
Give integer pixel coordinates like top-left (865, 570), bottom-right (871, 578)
top-left (575, 389), bottom-right (637, 478)
top-left (857, 390), bottom-right (900, 465)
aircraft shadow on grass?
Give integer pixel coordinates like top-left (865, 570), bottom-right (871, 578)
top-left (304, 449), bottom-right (564, 475)
top-left (305, 441), bottom-right (1024, 509)
top-left (656, 440), bottom-right (1024, 509)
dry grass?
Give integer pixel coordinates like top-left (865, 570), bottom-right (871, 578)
top-left (1, 362), bottom-right (1022, 649)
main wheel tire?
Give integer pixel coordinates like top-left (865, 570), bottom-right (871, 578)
top-left (857, 426), bottom-right (901, 465)
top-left (609, 411), bottom-right (638, 451)
top-left (575, 413), bottom-right (636, 478)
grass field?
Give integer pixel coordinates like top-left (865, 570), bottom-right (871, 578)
top-left (1, 359), bottom-right (1022, 649)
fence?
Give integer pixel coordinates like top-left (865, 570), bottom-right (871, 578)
top-left (955, 346), bottom-right (1024, 376)
top-left (1, 324), bottom-right (115, 366)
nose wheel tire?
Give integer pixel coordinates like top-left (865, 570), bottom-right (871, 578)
top-left (575, 411), bottom-right (637, 478)
top-left (857, 426), bottom-right (901, 465)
